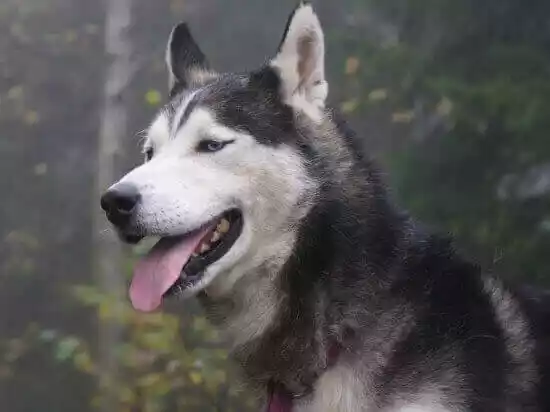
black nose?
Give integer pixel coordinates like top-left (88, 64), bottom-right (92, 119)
top-left (100, 182), bottom-right (141, 227)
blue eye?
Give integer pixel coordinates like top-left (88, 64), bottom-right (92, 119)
top-left (196, 139), bottom-right (234, 153)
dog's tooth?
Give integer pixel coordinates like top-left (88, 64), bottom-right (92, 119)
top-left (218, 219), bottom-right (230, 234)
top-left (199, 243), bottom-right (210, 254)
top-left (211, 231), bottom-right (221, 243)
top-left (191, 252), bottom-right (198, 257)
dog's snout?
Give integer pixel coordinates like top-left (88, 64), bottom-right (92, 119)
top-left (101, 182), bottom-right (141, 226)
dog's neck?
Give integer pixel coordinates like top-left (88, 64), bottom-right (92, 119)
top-left (198, 219), bottom-right (330, 396)
top-left (200, 231), bottom-right (296, 347)
top-left (198, 184), bottom-right (404, 397)
top-left (198, 154), bottom-right (407, 400)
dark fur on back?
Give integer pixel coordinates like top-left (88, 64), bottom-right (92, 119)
top-left (199, 110), bottom-right (550, 411)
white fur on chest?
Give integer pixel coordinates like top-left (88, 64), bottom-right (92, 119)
top-left (293, 365), bottom-right (455, 412)
top-left (294, 364), bottom-right (370, 412)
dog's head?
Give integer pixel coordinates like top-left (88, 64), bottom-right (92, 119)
top-left (101, 3), bottom-right (331, 311)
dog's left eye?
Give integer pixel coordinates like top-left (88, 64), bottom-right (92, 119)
top-left (196, 139), bottom-right (234, 153)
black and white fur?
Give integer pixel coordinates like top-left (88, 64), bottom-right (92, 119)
top-left (102, 3), bottom-right (550, 411)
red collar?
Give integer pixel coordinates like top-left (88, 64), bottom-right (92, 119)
top-left (266, 342), bottom-right (341, 412)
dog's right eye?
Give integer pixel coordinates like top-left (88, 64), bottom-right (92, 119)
top-left (196, 139), bottom-right (234, 153)
top-left (145, 147), bottom-right (154, 161)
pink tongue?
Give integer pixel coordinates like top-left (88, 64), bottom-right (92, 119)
top-left (130, 227), bottom-right (212, 312)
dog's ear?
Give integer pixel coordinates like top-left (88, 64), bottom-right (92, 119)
top-left (166, 23), bottom-right (211, 93)
top-left (268, 2), bottom-right (327, 116)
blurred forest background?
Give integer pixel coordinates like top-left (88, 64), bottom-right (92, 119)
top-left (1, 0), bottom-right (550, 411)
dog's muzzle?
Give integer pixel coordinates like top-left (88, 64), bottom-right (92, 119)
top-left (100, 182), bottom-right (141, 228)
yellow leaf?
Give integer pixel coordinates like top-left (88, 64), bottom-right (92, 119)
top-left (98, 301), bottom-right (112, 320)
top-left (368, 89), bottom-right (388, 101)
top-left (341, 99), bottom-right (359, 114)
top-left (145, 89), bottom-right (162, 106)
top-left (189, 371), bottom-right (203, 385)
top-left (73, 352), bottom-right (94, 374)
top-left (436, 96), bottom-right (453, 116)
top-left (392, 111), bottom-right (415, 123)
top-left (345, 57), bottom-right (360, 75)
top-left (24, 110), bottom-right (40, 125)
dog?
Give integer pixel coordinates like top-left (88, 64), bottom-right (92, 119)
top-left (100, 3), bottom-right (550, 411)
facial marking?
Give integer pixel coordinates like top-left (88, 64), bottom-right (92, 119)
top-left (144, 89), bottom-right (205, 154)
top-left (172, 89), bottom-right (201, 136)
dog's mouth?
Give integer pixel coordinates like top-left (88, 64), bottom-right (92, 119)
top-left (129, 209), bottom-right (243, 312)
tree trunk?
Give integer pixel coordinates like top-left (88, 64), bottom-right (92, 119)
top-left (93, 0), bottom-right (133, 410)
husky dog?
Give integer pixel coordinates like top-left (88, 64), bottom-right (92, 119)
top-left (100, 3), bottom-right (550, 411)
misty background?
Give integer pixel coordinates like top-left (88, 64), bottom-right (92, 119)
top-left (1, 0), bottom-right (550, 411)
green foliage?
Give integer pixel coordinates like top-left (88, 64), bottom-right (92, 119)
top-left (0, 281), bottom-right (256, 411)
top-left (339, 0), bottom-right (550, 285)
top-left (37, 283), bottom-right (257, 412)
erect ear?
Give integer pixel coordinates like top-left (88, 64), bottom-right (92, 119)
top-left (269, 2), bottom-right (328, 115)
top-left (165, 23), bottom-right (213, 93)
